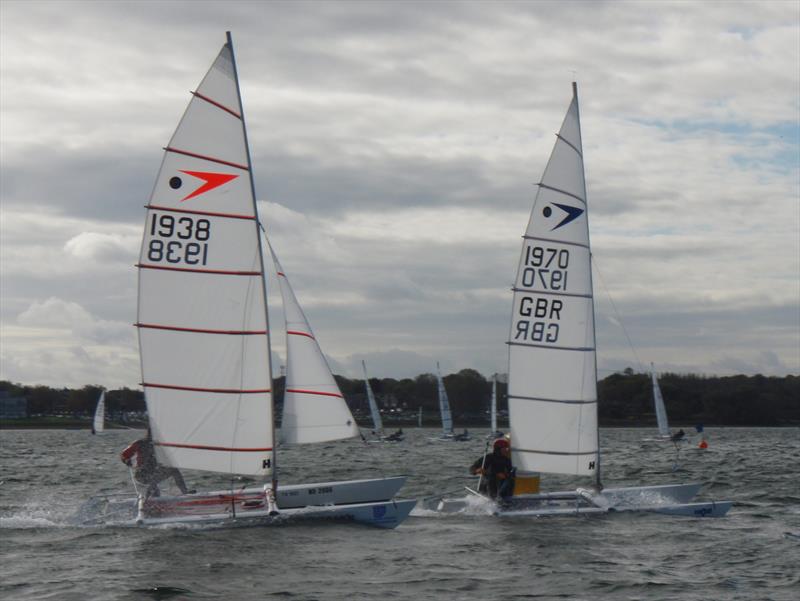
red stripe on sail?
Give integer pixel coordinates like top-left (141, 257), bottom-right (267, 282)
top-left (135, 323), bottom-right (267, 336)
top-left (155, 442), bottom-right (272, 452)
top-left (165, 147), bottom-right (249, 171)
top-left (191, 91), bottom-right (242, 119)
top-left (143, 383), bottom-right (271, 394)
top-left (285, 388), bottom-right (344, 399)
top-left (287, 330), bottom-right (314, 339)
top-left (137, 264), bottom-right (261, 276)
top-left (147, 204), bottom-right (256, 221)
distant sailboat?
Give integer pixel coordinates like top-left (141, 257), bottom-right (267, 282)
top-left (649, 363), bottom-right (688, 444)
top-left (361, 361), bottom-right (403, 442)
top-left (652, 365), bottom-right (671, 439)
top-left (362, 360), bottom-right (384, 437)
top-left (91, 391), bottom-right (105, 435)
top-left (431, 363), bottom-right (469, 441)
top-left (86, 32), bottom-right (414, 528)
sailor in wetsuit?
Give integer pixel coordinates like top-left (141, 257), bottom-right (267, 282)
top-left (469, 438), bottom-right (515, 502)
top-left (120, 433), bottom-right (193, 498)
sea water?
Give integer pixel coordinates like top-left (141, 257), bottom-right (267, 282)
top-left (1, 427), bottom-right (798, 600)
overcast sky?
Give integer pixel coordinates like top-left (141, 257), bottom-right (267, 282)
top-left (1, 0), bottom-right (798, 389)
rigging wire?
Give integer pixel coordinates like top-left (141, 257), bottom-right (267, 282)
top-left (592, 255), bottom-right (646, 374)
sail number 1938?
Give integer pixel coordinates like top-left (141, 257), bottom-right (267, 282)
top-left (147, 213), bottom-right (211, 266)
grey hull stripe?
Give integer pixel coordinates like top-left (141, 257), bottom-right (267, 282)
top-left (536, 182), bottom-right (586, 206)
top-left (508, 394), bottom-right (597, 405)
top-left (522, 234), bottom-right (590, 250)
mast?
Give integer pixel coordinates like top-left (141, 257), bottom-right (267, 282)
top-left (226, 32), bottom-right (278, 493)
top-left (572, 81), bottom-right (602, 490)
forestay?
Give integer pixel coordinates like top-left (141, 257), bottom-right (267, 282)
top-left (269, 243), bottom-right (360, 444)
top-left (651, 365), bottom-right (670, 437)
top-left (363, 361), bottom-right (383, 433)
top-left (136, 39), bottom-right (274, 477)
top-left (436, 363), bottom-right (454, 435)
top-left (507, 83), bottom-right (599, 478)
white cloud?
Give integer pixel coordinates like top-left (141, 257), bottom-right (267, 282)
top-left (0, 0), bottom-right (797, 387)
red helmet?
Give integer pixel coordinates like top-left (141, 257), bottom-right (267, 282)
top-left (493, 438), bottom-right (509, 450)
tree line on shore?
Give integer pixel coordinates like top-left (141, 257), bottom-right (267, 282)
top-left (1, 369), bottom-right (798, 426)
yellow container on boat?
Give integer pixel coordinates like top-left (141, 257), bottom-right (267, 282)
top-left (514, 471), bottom-right (540, 495)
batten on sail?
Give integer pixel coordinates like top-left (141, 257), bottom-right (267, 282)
top-left (137, 39), bottom-right (273, 478)
top-left (268, 243), bottom-right (360, 445)
top-left (507, 85), bottom-right (599, 478)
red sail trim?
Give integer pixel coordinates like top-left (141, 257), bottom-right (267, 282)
top-left (286, 388), bottom-right (344, 399)
top-left (147, 204), bottom-right (256, 221)
top-left (136, 323), bottom-right (267, 335)
top-left (137, 264), bottom-right (260, 276)
top-left (165, 147), bottom-right (249, 171)
top-left (155, 441), bottom-right (272, 452)
top-left (143, 383), bottom-right (271, 394)
top-left (276, 271), bottom-right (286, 277)
top-left (287, 330), bottom-right (315, 339)
top-left (191, 90), bottom-right (242, 119)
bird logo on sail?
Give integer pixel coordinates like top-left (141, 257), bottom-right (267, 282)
top-left (543, 202), bottom-right (584, 230)
top-left (168, 170), bottom-right (239, 202)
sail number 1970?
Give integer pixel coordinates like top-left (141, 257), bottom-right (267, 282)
top-left (521, 246), bottom-right (569, 291)
top-left (147, 213), bottom-right (211, 266)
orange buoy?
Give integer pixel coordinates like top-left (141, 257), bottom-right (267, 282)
top-left (698, 440), bottom-right (708, 449)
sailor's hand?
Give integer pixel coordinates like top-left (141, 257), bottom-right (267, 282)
top-left (497, 473), bottom-right (507, 480)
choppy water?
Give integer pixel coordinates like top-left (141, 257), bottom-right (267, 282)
top-left (1, 427), bottom-right (798, 600)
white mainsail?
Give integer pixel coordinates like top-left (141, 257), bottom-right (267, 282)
top-left (136, 37), bottom-right (274, 477)
top-left (436, 362), bottom-right (454, 435)
top-left (268, 242), bottom-right (360, 444)
top-left (651, 364), bottom-right (670, 438)
top-left (93, 391), bottom-right (105, 434)
top-left (507, 83), bottom-right (599, 478)
top-left (363, 361), bottom-right (383, 434)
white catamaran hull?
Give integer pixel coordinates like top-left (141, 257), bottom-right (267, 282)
top-left (136, 499), bottom-right (417, 529)
top-left (433, 483), bottom-right (731, 518)
top-left (78, 477), bottom-right (412, 528)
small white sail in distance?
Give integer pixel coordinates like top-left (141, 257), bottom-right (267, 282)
top-left (651, 363), bottom-right (671, 438)
top-left (436, 362), bottom-right (454, 436)
top-left (268, 241), bottom-right (360, 444)
top-left (507, 82), bottom-right (599, 478)
top-left (363, 360), bottom-right (383, 434)
top-left (93, 390), bottom-right (105, 434)
top-left (136, 36), bottom-right (274, 477)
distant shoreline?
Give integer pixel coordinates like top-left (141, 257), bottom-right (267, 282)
top-left (2, 418), bottom-right (798, 430)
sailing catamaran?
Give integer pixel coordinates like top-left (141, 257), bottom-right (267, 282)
top-left (430, 363), bottom-right (468, 441)
top-left (84, 33), bottom-right (414, 528)
top-left (91, 390), bottom-right (105, 435)
top-left (363, 361), bottom-right (384, 438)
top-left (437, 83), bottom-right (730, 517)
